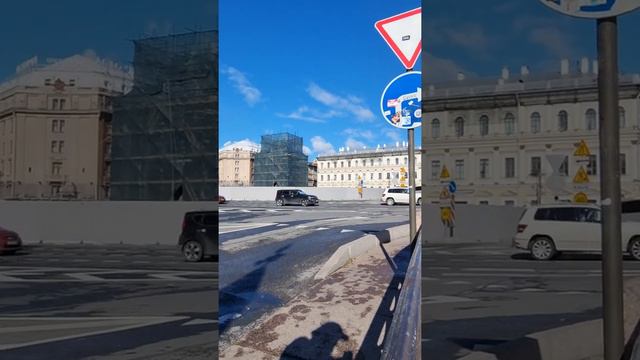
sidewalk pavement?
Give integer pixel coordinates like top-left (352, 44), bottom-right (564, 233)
top-left (220, 226), bottom-right (416, 359)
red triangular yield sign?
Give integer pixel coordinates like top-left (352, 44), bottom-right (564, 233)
top-left (375, 8), bottom-right (422, 70)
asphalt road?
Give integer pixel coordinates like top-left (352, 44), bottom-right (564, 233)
top-left (218, 200), bottom-right (412, 348)
top-left (0, 244), bottom-right (217, 360)
top-left (421, 242), bottom-right (640, 359)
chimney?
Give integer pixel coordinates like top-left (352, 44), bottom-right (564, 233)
top-left (580, 57), bottom-right (589, 74)
top-left (593, 59), bottom-right (599, 75)
top-left (561, 59), bottom-right (570, 75)
top-left (501, 66), bottom-right (510, 80)
top-left (521, 65), bottom-right (530, 77)
top-left (457, 72), bottom-right (465, 81)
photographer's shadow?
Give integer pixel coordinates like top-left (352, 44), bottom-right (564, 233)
top-left (280, 322), bottom-right (353, 360)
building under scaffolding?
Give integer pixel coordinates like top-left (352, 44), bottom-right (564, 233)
top-left (253, 133), bottom-right (308, 187)
top-left (110, 30), bottom-right (218, 201)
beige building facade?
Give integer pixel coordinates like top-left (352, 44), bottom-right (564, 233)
top-left (317, 144), bottom-right (422, 188)
top-left (0, 55), bottom-right (132, 200)
top-left (219, 147), bottom-right (256, 186)
top-left (422, 59), bottom-right (640, 206)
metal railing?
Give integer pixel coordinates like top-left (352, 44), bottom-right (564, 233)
top-left (381, 227), bottom-right (421, 360)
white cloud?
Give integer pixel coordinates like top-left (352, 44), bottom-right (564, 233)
top-left (277, 106), bottom-right (343, 123)
top-left (307, 83), bottom-right (375, 122)
top-left (345, 137), bottom-right (367, 150)
top-left (423, 53), bottom-right (474, 83)
top-left (310, 136), bottom-right (335, 156)
top-left (383, 129), bottom-right (402, 143)
top-left (222, 66), bottom-right (262, 106)
top-left (303, 146), bottom-right (311, 156)
top-left (220, 139), bottom-right (260, 152)
top-left (342, 128), bottom-right (376, 141)
top-left (529, 27), bottom-right (574, 59)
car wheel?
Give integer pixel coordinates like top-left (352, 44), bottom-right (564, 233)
top-left (386, 198), bottom-right (395, 206)
top-left (276, 199), bottom-right (284, 206)
top-left (182, 240), bottom-right (204, 262)
top-left (417, 198), bottom-right (422, 206)
top-left (301, 199), bottom-right (308, 207)
top-left (628, 237), bottom-right (640, 260)
top-left (530, 236), bottom-right (556, 261)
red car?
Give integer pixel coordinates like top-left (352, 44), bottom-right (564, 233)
top-left (0, 226), bottom-right (22, 254)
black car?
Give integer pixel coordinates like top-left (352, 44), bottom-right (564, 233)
top-left (178, 211), bottom-right (217, 262)
top-left (275, 189), bottom-right (319, 206)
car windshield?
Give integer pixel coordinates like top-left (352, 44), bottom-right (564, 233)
top-left (297, 190), bottom-right (307, 195)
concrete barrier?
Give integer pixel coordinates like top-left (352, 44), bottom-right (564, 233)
top-left (0, 201), bottom-right (217, 246)
top-left (220, 186), bottom-right (385, 201)
top-left (315, 223), bottom-right (413, 280)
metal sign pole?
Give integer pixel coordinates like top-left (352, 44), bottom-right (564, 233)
top-left (598, 16), bottom-right (624, 360)
top-left (408, 128), bottom-right (416, 242)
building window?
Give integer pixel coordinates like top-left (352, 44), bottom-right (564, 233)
top-left (587, 155), bottom-right (597, 176)
top-left (52, 99), bottom-right (58, 110)
top-left (59, 99), bottom-right (66, 110)
top-left (348, 160), bottom-right (351, 167)
top-left (51, 185), bottom-right (60, 197)
top-left (333, 161), bottom-right (337, 168)
top-left (531, 112), bottom-right (541, 133)
top-left (370, 159), bottom-right (374, 166)
top-left (52, 120), bottom-right (58, 133)
top-left (341, 174), bottom-right (344, 180)
top-left (51, 141), bottom-right (57, 153)
top-left (479, 115), bottom-right (489, 136)
top-left (505, 157), bottom-right (515, 178)
top-left (395, 158), bottom-right (399, 165)
top-left (355, 160), bottom-right (358, 167)
top-left (379, 173), bottom-right (382, 180)
top-left (558, 110), bottom-right (568, 132)
top-left (348, 174), bottom-right (351, 180)
top-left (620, 106), bottom-right (626, 128)
top-left (586, 109), bottom-right (597, 130)
top-left (387, 172), bottom-right (391, 179)
top-left (334, 175), bottom-right (337, 181)
top-left (320, 175), bottom-right (324, 181)
top-left (341, 161), bottom-right (344, 168)
top-left (404, 157), bottom-right (408, 165)
top-left (371, 173), bottom-right (374, 180)
top-left (531, 156), bottom-right (541, 176)
top-left (454, 117), bottom-right (464, 137)
top-left (504, 113), bottom-right (515, 135)
top-left (455, 160), bottom-right (464, 179)
top-left (432, 119), bottom-right (440, 138)
top-left (52, 162), bottom-right (62, 175)
top-left (620, 154), bottom-right (626, 175)
top-left (59, 141), bottom-right (64, 153)
top-left (559, 156), bottom-right (569, 176)
top-left (479, 158), bottom-right (490, 179)
top-left (431, 160), bottom-right (440, 179)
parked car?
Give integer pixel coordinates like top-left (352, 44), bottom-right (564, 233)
top-left (513, 204), bottom-right (640, 260)
top-left (178, 211), bottom-right (217, 262)
top-left (275, 189), bottom-right (319, 206)
top-left (381, 187), bottom-right (422, 206)
top-left (217, 195), bottom-right (226, 204)
top-left (0, 226), bottom-right (22, 255)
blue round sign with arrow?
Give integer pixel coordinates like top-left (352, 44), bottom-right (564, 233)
top-left (448, 181), bottom-right (457, 194)
top-left (380, 71), bottom-right (422, 129)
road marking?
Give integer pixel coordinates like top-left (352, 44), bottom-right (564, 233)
top-left (340, 229), bottom-right (355, 233)
top-left (220, 222), bottom-right (277, 234)
top-left (0, 316), bottom-right (188, 351)
top-left (296, 225), bottom-right (309, 229)
top-left (423, 295), bottom-right (476, 305)
top-left (181, 319), bottom-right (218, 326)
top-left (422, 277), bottom-right (438, 281)
top-left (276, 224), bottom-right (289, 227)
top-left (315, 227), bottom-right (329, 231)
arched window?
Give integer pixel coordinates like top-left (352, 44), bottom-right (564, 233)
top-left (479, 115), bottom-right (489, 136)
top-left (586, 109), bottom-right (597, 130)
top-left (558, 110), bottom-right (568, 132)
top-left (620, 106), bottom-right (626, 128)
top-left (530, 112), bottom-right (541, 133)
top-left (432, 119), bottom-right (440, 138)
top-left (454, 117), bottom-right (464, 137)
top-left (504, 113), bottom-right (515, 135)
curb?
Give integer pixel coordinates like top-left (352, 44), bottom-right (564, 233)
top-left (314, 224), bottom-right (411, 280)
top-left (459, 319), bottom-right (603, 360)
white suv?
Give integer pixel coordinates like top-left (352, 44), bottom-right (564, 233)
top-left (514, 204), bottom-right (640, 260)
top-left (381, 187), bottom-right (422, 206)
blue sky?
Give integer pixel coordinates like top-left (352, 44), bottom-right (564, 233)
top-left (220, 0), bottom-right (640, 159)
top-left (0, 0), bottom-right (216, 81)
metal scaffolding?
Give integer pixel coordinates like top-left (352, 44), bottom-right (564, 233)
top-left (253, 133), bottom-right (308, 187)
top-left (109, 30), bottom-right (218, 200)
